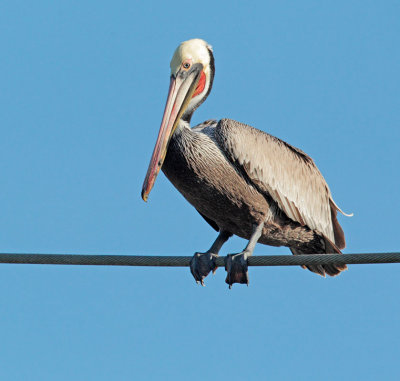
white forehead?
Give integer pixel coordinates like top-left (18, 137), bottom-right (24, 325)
top-left (170, 39), bottom-right (212, 73)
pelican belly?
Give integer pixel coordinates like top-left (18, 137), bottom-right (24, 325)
top-left (162, 126), bottom-right (271, 239)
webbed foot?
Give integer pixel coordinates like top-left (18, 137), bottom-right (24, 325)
top-left (190, 252), bottom-right (218, 286)
top-left (225, 252), bottom-right (249, 289)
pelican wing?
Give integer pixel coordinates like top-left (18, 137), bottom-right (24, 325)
top-left (215, 119), bottom-right (346, 248)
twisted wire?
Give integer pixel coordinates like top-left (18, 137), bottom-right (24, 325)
top-left (0, 252), bottom-right (398, 267)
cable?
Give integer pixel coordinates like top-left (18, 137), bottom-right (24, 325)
top-left (0, 252), bottom-right (398, 267)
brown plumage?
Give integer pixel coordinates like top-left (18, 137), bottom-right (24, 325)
top-left (142, 38), bottom-right (351, 286)
top-left (163, 119), bottom-right (349, 277)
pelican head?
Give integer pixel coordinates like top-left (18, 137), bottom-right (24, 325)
top-left (141, 39), bottom-right (215, 201)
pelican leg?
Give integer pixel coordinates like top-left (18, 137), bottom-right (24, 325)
top-left (190, 230), bottom-right (232, 286)
top-left (225, 222), bottom-right (264, 288)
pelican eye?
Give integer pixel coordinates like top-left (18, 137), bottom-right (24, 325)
top-left (182, 62), bottom-right (191, 70)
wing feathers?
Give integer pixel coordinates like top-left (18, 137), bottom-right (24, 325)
top-left (330, 200), bottom-right (346, 249)
top-left (215, 119), bottom-right (347, 246)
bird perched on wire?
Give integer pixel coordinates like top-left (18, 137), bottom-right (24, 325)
top-left (142, 38), bottom-right (352, 288)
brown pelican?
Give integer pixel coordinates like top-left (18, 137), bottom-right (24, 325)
top-left (142, 38), bottom-right (351, 287)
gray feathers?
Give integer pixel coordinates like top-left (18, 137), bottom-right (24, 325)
top-left (215, 119), bottom-right (346, 249)
top-left (162, 118), bottom-right (349, 276)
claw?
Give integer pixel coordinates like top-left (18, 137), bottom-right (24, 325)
top-left (225, 252), bottom-right (249, 288)
top-left (190, 252), bottom-right (218, 285)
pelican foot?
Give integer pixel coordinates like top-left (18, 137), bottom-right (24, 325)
top-left (225, 252), bottom-right (249, 289)
top-left (190, 252), bottom-right (218, 286)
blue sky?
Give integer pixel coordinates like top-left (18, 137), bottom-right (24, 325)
top-left (1, 1), bottom-right (399, 380)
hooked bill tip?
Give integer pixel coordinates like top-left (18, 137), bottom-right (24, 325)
top-left (141, 189), bottom-right (149, 202)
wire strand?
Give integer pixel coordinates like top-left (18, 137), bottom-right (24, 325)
top-left (0, 252), bottom-right (399, 267)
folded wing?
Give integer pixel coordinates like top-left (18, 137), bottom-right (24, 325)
top-left (215, 119), bottom-right (347, 249)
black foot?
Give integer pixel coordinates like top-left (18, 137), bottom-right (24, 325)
top-left (225, 252), bottom-right (249, 289)
top-left (190, 252), bottom-right (218, 286)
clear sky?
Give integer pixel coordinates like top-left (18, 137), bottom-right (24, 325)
top-left (1, 1), bottom-right (399, 380)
